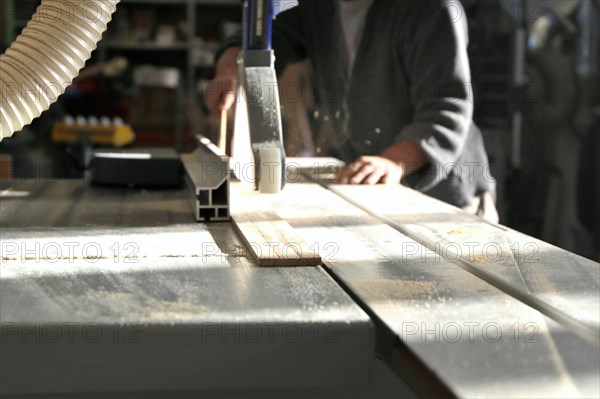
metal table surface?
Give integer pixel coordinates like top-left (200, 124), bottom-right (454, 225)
top-left (328, 185), bottom-right (600, 397)
top-left (0, 180), bottom-right (377, 398)
top-left (1, 179), bottom-right (599, 398)
top-left (233, 182), bottom-right (600, 398)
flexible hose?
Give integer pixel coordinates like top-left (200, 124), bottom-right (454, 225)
top-left (0, 0), bottom-right (119, 141)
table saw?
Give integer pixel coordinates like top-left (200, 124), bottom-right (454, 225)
top-left (1, 1), bottom-right (597, 395)
top-left (1, 174), bottom-right (598, 398)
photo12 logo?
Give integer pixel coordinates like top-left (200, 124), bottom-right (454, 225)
top-left (1, 241), bottom-right (140, 264)
top-left (1, 323), bottom-right (142, 345)
top-left (400, 321), bottom-right (540, 344)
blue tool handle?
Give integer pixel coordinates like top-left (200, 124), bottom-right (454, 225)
top-left (246, 0), bottom-right (273, 50)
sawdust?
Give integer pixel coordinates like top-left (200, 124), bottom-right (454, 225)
top-left (446, 228), bottom-right (465, 235)
top-left (161, 301), bottom-right (205, 311)
top-left (143, 300), bottom-right (208, 320)
top-left (359, 279), bottom-right (439, 301)
top-left (5, 256), bottom-right (108, 261)
top-left (471, 255), bottom-right (487, 265)
top-left (98, 291), bottom-right (131, 301)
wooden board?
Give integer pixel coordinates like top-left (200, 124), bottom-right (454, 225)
top-left (233, 182), bottom-right (597, 398)
top-left (0, 181), bottom-right (373, 396)
top-left (0, 154), bottom-right (12, 180)
top-left (328, 185), bottom-right (600, 342)
top-left (230, 184), bottom-right (322, 266)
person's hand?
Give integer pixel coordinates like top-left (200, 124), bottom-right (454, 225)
top-left (335, 156), bottom-right (404, 185)
top-left (205, 47), bottom-right (241, 116)
top-left (334, 140), bottom-right (428, 185)
top-left (205, 74), bottom-right (237, 116)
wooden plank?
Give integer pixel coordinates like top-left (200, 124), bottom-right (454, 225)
top-left (236, 182), bottom-right (595, 398)
top-left (1, 265), bottom-right (372, 395)
top-left (219, 108), bottom-right (228, 151)
top-left (230, 184), bottom-right (322, 266)
top-left (505, 229), bottom-right (600, 332)
top-left (0, 154), bottom-right (12, 180)
top-left (328, 185), bottom-right (600, 342)
top-left (0, 180), bottom-right (372, 395)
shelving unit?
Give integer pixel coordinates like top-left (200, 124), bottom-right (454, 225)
top-left (1, 0), bottom-right (40, 50)
top-left (96, 0), bottom-right (242, 147)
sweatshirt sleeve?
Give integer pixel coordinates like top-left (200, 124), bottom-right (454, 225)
top-left (397, 0), bottom-right (474, 191)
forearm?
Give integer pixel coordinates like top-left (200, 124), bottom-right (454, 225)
top-left (205, 47), bottom-right (241, 115)
top-left (381, 140), bottom-right (429, 176)
top-left (394, 0), bottom-right (473, 189)
top-left (216, 47), bottom-right (241, 76)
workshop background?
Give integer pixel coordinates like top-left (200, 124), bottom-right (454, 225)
top-left (1, 0), bottom-right (599, 259)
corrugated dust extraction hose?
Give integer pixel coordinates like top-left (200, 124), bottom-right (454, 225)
top-left (0, 0), bottom-right (120, 141)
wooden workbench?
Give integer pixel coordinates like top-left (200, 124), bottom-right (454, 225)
top-left (1, 179), bottom-right (598, 398)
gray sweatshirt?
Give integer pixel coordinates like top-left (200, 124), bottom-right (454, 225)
top-left (220, 0), bottom-right (495, 207)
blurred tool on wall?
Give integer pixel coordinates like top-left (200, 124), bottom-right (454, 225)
top-left (518, 0), bottom-right (599, 257)
top-left (465, 0), bottom-right (599, 258)
top-left (53, 56), bottom-right (133, 178)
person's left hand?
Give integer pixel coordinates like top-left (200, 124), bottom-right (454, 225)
top-left (334, 156), bottom-right (404, 185)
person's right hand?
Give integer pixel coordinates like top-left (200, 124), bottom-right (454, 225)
top-left (205, 47), bottom-right (241, 116)
top-left (205, 73), bottom-right (237, 116)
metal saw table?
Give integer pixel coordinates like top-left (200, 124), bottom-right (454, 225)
top-left (1, 179), bottom-right (598, 398)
